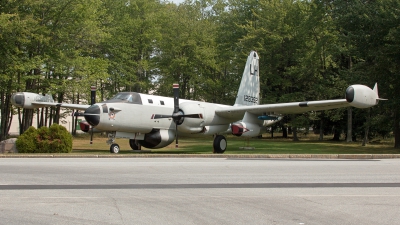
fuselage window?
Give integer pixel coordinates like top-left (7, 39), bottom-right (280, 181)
top-left (160, 100), bottom-right (165, 105)
top-left (148, 99), bottom-right (153, 104)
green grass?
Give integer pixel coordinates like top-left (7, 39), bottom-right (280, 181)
top-left (71, 133), bottom-right (399, 155)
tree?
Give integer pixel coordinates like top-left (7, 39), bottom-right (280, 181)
top-left (154, 1), bottom-right (219, 101)
top-left (333, 0), bottom-right (400, 148)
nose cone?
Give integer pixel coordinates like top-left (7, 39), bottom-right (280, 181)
top-left (11, 92), bottom-right (25, 107)
top-left (84, 104), bottom-right (100, 126)
top-left (346, 86), bottom-right (354, 103)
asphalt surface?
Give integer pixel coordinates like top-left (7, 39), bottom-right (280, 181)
top-left (1, 158), bottom-right (400, 224)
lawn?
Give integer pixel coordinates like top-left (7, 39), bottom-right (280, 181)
top-left (71, 133), bottom-right (398, 155)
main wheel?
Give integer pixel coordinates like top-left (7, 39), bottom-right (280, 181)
top-left (129, 139), bottom-right (141, 150)
top-left (110, 143), bottom-right (120, 154)
top-left (213, 135), bottom-right (227, 154)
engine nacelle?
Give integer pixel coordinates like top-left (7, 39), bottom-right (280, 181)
top-left (138, 129), bottom-right (175, 149)
top-left (177, 102), bottom-right (205, 134)
top-left (11, 92), bottom-right (54, 109)
top-left (201, 124), bottom-right (230, 135)
top-left (346, 84), bottom-right (379, 108)
top-left (231, 122), bottom-right (261, 137)
top-left (177, 102), bottom-right (233, 134)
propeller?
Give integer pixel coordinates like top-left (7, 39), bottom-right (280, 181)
top-left (89, 86), bottom-right (96, 145)
top-left (72, 86), bottom-right (96, 144)
top-left (172, 84), bottom-right (180, 148)
top-left (151, 83), bottom-right (203, 148)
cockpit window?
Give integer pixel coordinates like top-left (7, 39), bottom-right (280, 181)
top-left (111, 93), bottom-right (132, 101)
top-left (103, 92), bottom-right (142, 104)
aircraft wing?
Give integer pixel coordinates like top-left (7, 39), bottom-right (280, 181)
top-left (31, 102), bottom-right (91, 110)
top-left (215, 99), bottom-right (348, 120)
top-left (10, 92), bottom-right (91, 110)
top-left (216, 83), bottom-right (384, 120)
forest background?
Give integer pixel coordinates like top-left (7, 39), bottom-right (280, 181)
top-left (0, 0), bottom-right (399, 148)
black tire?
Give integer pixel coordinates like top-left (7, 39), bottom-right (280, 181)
top-left (213, 135), bottom-right (227, 154)
top-left (129, 139), bottom-right (140, 150)
top-left (110, 143), bottom-right (120, 154)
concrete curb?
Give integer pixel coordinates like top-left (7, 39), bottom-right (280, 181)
top-left (1, 154), bottom-right (400, 159)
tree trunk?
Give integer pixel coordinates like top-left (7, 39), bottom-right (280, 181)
top-left (292, 127), bottom-right (299, 141)
top-left (53, 93), bottom-right (64, 124)
top-left (270, 126), bottom-right (274, 138)
top-left (0, 92), bottom-right (13, 141)
top-left (362, 108), bottom-right (371, 146)
top-left (20, 109), bottom-right (34, 134)
top-left (332, 126), bottom-right (341, 141)
top-left (346, 108), bottom-right (352, 142)
top-left (282, 125), bottom-right (288, 138)
top-left (39, 107), bottom-right (45, 128)
top-left (44, 107), bottom-right (48, 127)
top-left (394, 111), bottom-right (400, 148)
top-left (319, 112), bottom-right (324, 141)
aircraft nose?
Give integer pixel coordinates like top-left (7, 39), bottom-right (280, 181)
top-left (84, 104), bottom-right (100, 126)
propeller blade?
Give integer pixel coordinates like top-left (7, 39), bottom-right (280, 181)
top-left (181, 114), bottom-right (203, 119)
top-left (90, 126), bottom-right (94, 145)
top-left (90, 86), bottom-right (96, 145)
top-left (151, 114), bottom-right (172, 119)
top-left (73, 111), bottom-right (85, 117)
top-left (173, 83), bottom-right (180, 148)
top-left (175, 123), bottom-right (178, 148)
top-left (173, 84), bottom-right (179, 113)
top-left (153, 113), bottom-right (203, 120)
top-left (91, 86), bottom-right (96, 105)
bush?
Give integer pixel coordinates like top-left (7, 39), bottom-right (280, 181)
top-left (16, 124), bottom-right (73, 153)
top-left (49, 124), bottom-right (72, 153)
top-left (15, 126), bottom-right (38, 153)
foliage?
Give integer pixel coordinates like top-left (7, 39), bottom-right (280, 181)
top-left (2, 0), bottom-right (399, 148)
top-left (16, 124), bottom-right (72, 153)
top-left (15, 127), bottom-right (38, 153)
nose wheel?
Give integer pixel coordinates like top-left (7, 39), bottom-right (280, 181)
top-left (110, 143), bottom-right (120, 154)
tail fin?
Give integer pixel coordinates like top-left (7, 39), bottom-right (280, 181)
top-left (234, 51), bottom-right (260, 106)
top-left (373, 83), bottom-right (378, 95)
top-left (373, 83), bottom-right (388, 101)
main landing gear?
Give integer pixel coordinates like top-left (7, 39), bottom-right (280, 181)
top-left (129, 139), bottom-right (141, 150)
top-left (213, 135), bottom-right (227, 154)
top-left (107, 132), bottom-right (227, 154)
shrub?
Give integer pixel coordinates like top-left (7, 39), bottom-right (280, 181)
top-left (36, 126), bottom-right (51, 153)
top-left (16, 124), bottom-right (73, 153)
top-left (16, 126), bottom-right (38, 153)
top-left (49, 124), bottom-right (72, 153)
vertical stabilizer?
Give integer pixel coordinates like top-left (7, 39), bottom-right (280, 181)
top-left (373, 83), bottom-right (378, 95)
top-left (234, 51), bottom-right (260, 107)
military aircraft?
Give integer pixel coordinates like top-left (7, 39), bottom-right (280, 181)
top-left (10, 51), bottom-right (385, 154)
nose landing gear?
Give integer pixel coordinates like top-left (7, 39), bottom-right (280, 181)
top-left (110, 143), bottom-right (120, 154)
top-left (107, 132), bottom-right (120, 153)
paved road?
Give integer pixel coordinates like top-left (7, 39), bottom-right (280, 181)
top-left (1, 158), bottom-right (400, 224)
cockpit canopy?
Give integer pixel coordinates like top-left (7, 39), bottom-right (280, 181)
top-left (102, 92), bottom-right (142, 104)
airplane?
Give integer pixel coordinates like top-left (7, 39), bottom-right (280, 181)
top-left (10, 51), bottom-right (385, 154)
